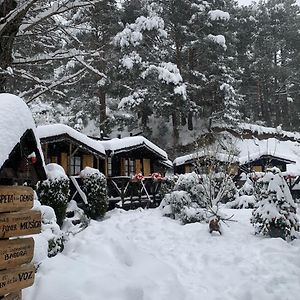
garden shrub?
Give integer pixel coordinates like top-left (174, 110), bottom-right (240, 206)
top-left (80, 167), bottom-right (108, 220)
top-left (37, 163), bottom-right (69, 226)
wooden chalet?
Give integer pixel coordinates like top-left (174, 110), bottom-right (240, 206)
top-left (0, 94), bottom-right (46, 186)
top-left (173, 152), bottom-right (239, 175)
top-left (239, 154), bottom-right (296, 173)
top-left (99, 136), bottom-right (172, 208)
top-left (99, 136), bottom-right (172, 177)
top-left (37, 125), bottom-right (172, 208)
top-left (37, 124), bottom-right (106, 176)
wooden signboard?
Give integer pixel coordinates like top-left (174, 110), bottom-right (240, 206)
top-left (0, 185), bottom-right (42, 298)
top-left (0, 210), bottom-right (41, 239)
top-left (0, 264), bottom-right (35, 295)
top-left (0, 238), bottom-right (34, 270)
top-left (2, 290), bottom-right (21, 300)
top-left (0, 187), bottom-right (34, 213)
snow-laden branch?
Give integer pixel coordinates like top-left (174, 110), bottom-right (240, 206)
top-left (13, 49), bottom-right (94, 65)
top-left (26, 68), bottom-right (86, 104)
top-left (75, 57), bottom-right (107, 78)
top-left (19, 0), bottom-right (102, 34)
top-left (0, 0), bottom-right (38, 36)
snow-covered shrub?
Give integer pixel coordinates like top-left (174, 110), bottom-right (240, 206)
top-left (239, 178), bottom-right (255, 196)
top-left (161, 191), bottom-right (192, 219)
top-left (80, 167), bottom-right (108, 220)
top-left (175, 172), bottom-right (199, 197)
top-left (159, 175), bottom-right (178, 199)
top-left (33, 196), bottom-right (65, 258)
top-left (160, 190), bottom-right (206, 224)
top-left (62, 200), bottom-right (89, 235)
top-left (179, 206), bottom-right (207, 225)
top-left (251, 168), bottom-right (299, 240)
top-left (197, 173), bottom-right (238, 207)
top-left (227, 195), bottom-right (256, 209)
top-left (226, 178), bottom-right (256, 209)
top-left (37, 163), bottom-right (69, 226)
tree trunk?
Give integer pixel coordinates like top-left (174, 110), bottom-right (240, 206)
top-left (0, 1), bottom-right (21, 92)
top-left (98, 88), bottom-right (107, 132)
top-left (172, 111), bottom-right (179, 145)
top-left (188, 111), bottom-right (193, 130)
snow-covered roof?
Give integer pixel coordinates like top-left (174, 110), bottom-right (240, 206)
top-left (99, 136), bottom-right (169, 160)
top-left (174, 127), bottom-right (300, 175)
top-left (214, 122), bottom-right (300, 141)
top-left (174, 151), bottom-right (239, 167)
top-left (0, 93), bottom-right (44, 168)
top-left (37, 124), bottom-right (106, 156)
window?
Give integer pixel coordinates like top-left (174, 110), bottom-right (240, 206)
top-left (124, 159), bottom-right (129, 176)
top-left (107, 157), bottom-right (112, 176)
top-left (71, 156), bottom-right (81, 175)
top-left (129, 159), bottom-right (134, 175)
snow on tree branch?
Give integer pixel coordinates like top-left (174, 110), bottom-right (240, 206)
top-left (13, 49), bottom-right (89, 65)
top-left (114, 15), bottom-right (167, 48)
top-left (0, 0), bottom-right (38, 36)
top-left (18, 0), bottom-right (103, 34)
top-left (26, 67), bottom-right (86, 104)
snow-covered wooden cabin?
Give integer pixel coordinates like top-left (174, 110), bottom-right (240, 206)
top-left (98, 136), bottom-right (172, 208)
top-left (99, 136), bottom-right (172, 177)
top-left (173, 151), bottom-right (239, 175)
top-left (37, 124), bottom-right (106, 176)
top-left (174, 123), bottom-right (300, 184)
top-left (0, 94), bottom-right (46, 185)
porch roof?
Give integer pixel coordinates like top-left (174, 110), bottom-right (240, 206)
top-left (37, 124), bottom-right (106, 156)
top-left (99, 136), bottom-right (169, 161)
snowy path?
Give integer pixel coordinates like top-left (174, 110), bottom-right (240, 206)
top-left (24, 208), bottom-right (300, 300)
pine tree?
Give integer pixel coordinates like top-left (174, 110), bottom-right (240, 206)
top-left (251, 168), bottom-right (299, 240)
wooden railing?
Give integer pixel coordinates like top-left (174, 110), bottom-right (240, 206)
top-left (107, 176), bottom-right (162, 209)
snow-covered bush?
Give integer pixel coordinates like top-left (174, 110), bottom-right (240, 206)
top-left (226, 177), bottom-right (256, 209)
top-left (227, 195), bottom-right (256, 209)
top-left (33, 196), bottom-right (65, 258)
top-left (251, 168), bottom-right (299, 240)
top-left (197, 173), bottom-right (238, 207)
top-left (37, 163), bottom-right (69, 226)
top-left (173, 172), bottom-right (205, 205)
top-left (80, 167), bottom-right (108, 220)
top-left (159, 175), bottom-right (178, 199)
top-left (160, 190), bottom-right (206, 224)
top-left (161, 191), bottom-right (192, 218)
top-left (62, 200), bottom-right (89, 235)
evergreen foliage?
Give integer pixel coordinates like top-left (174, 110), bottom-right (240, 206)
top-left (80, 167), bottom-right (108, 220)
top-left (251, 168), bottom-right (299, 240)
top-left (3, 0), bottom-right (300, 145)
top-left (37, 177), bottom-right (70, 227)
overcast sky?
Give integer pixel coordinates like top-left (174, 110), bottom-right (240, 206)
top-left (238, 0), bottom-right (300, 5)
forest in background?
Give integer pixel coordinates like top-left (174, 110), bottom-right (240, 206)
top-left (1, 0), bottom-right (300, 155)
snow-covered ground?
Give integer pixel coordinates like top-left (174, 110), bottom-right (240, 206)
top-left (24, 208), bottom-right (300, 300)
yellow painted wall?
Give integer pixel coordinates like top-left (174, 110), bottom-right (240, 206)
top-left (135, 159), bottom-right (142, 173)
top-left (253, 165), bottom-right (263, 172)
top-left (61, 153), bottom-right (68, 173)
top-left (82, 154), bottom-right (94, 169)
top-left (143, 159), bottom-right (151, 176)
